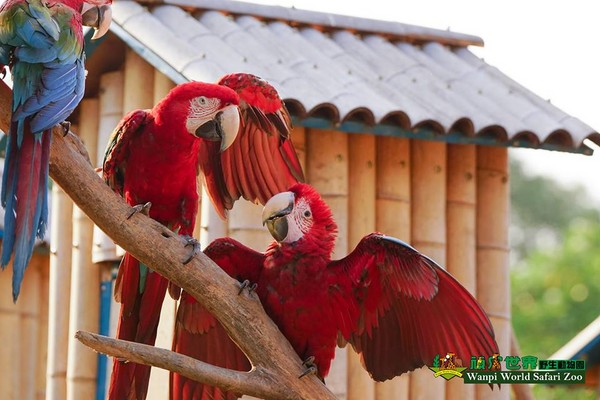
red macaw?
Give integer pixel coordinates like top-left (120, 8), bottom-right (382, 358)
top-left (171, 183), bottom-right (499, 399)
top-left (102, 73), bottom-right (304, 400)
top-left (0, 0), bottom-right (112, 301)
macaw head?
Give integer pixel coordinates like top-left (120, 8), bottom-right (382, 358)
top-left (262, 183), bottom-right (337, 250)
top-left (156, 81), bottom-right (241, 151)
top-left (81, 0), bottom-right (113, 40)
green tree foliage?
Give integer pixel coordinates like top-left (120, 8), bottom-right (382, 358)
top-left (510, 158), bottom-right (599, 399)
top-left (510, 159), bottom-right (600, 260)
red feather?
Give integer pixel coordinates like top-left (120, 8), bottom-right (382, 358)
top-left (201, 73), bottom-right (305, 218)
top-left (175, 184), bottom-right (498, 399)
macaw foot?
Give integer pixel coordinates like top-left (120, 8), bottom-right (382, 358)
top-left (126, 202), bottom-right (152, 219)
top-left (182, 236), bottom-right (201, 265)
top-left (60, 121), bottom-right (71, 136)
top-left (237, 279), bottom-right (258, 295)
top-left (299, 356), bottom-right (318, 378)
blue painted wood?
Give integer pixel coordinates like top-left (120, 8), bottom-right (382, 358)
top-left (291, 116), bottom-right (591, 155)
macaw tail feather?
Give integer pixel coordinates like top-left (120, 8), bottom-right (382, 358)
top-left (109, 252), bottom-right (168, 400)
top-left (1, 122), bottom-right (50, 302)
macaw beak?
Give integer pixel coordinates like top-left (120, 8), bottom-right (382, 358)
top-left (262, 191), bottom-right (295, 242)
top-left (82, 4), bottom-right (113, 40)
top-left (194, 104), bottom-right (240, 152)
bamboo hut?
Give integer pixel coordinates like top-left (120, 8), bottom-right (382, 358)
top-left (1, 1), bottom-right (599, 399)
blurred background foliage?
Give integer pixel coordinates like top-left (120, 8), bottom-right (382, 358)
top-left (509, 156), bottom-right (599, 400)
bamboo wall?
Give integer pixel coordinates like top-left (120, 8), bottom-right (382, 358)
top-left (0, 53), bottom-right (511, 400)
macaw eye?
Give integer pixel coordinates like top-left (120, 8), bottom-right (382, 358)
top-left (304, 210), bottom-right (311, 218)
top-left (198, 96), bottom-right (207, 105)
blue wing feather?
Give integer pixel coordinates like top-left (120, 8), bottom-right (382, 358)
top-left (0, 0), bottom-right (86, 300)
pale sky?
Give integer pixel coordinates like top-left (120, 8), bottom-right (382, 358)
top-left (252, 0), bottom-right (600, 202)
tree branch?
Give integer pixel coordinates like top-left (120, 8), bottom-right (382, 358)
top-left (76, 331), bottom-right (286, 399)
top-left (0, 80), bottom-right (336, 400)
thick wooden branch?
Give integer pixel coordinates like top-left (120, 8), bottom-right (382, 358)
top-left (0, 81), bottom-right (336, 400)
top-left (76, 331), bottom-right (281, 399)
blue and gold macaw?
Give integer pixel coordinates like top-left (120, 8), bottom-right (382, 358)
top-left (0, 0), bottom-right (112, 301)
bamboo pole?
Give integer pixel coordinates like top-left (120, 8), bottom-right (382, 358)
top-left (92, 71), bottom-right (124, 264)
top-left (446, 144), bottom-right (476, 400)
top-left (291, 126), bottom-right (307, 173)
top-left (228, 201), bottom-right (271, 251)
top-left (510, 327), bottom-right (534, 400)
top-left (46, 160), bottom-right (74, 400)
top-left (19, 254), bottom-right (42, 400)
top-left (374, 136), bottom-right (411, 399)
top-left (306, 128), bottom-right (349, 399)
top-left (92, 71), bottom-right (126, 397)
top-left (147, 71), bottom-right (178, 400)
top-left (66, 106), bottom-right (100, 400)
top-left (409, 140), bottom-right (447, 400)
top-left (0, 265), bottom-right (20, 399)
top-left (200, 186), bottom-right (228, 247)
top-left (476, 146), bottom-right (510, 400)
top-left (123, 48), bottom-right (155, 112)
top-left (36, 257), bottom-right (50, 400)
top-left (347, 134), bottom-right (376, 400)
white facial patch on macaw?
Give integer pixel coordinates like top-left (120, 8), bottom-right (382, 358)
top-left (185, 96), bottom-right (221, 135)
top-left (282, 197), bottom-right (313, 243)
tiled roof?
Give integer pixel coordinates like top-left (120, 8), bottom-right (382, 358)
top-left (103, 0), bottom-right (600, 154)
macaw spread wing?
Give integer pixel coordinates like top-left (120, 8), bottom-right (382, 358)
top-left (329, 233), bottom-right (499, 381)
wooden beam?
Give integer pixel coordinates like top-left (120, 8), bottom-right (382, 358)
top-left (348, 133), bottom-right (376, 400)
top-left (446, 144), bottom-right (476, 400)
top-left (409, 140), bottom-right (447, 400)
top-left (476, 146), bottom-right (510, 400)
top-left (374, 136), bottom-right (411, 399)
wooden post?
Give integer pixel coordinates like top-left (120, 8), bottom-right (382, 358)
top-left (46, 167), bottom-right (74, 400)
top-left (147, 71), bottom-right (178, 400)
top-left (446, 144), bottom-right (476, 400)
top-left (476, 146), bottom-right (510, 400)
top-left (0, 265), bottom-right (21, 399)
top-left (19, 255), bottom-right (42, 400)
top-left (409, 140), bottom-right (447, 400)
top-left (36, 258), bottom-right (50, 400)
top-left (374, 136), bottom-right (411, 399)
top-left (92, 71), bottom-right (124, 264)
top-left (92, 71), bottom-right (125, 396)
top-left (228, 201), bottom-right (271, 251)
top-left (67, 106), bottom-right (100, 400)
top-left (291, 126), bottom-right (307, 173)
top-left (347, 134), bottom-right (376, 400)
top-left (123, 48), bottom-right (155, 113)
top-left (510, 328), bottom-right (534, 400)
top-left (306, 128), bottom-right (349, 399)
top-left (200, 186), bottom-right (228, 247)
